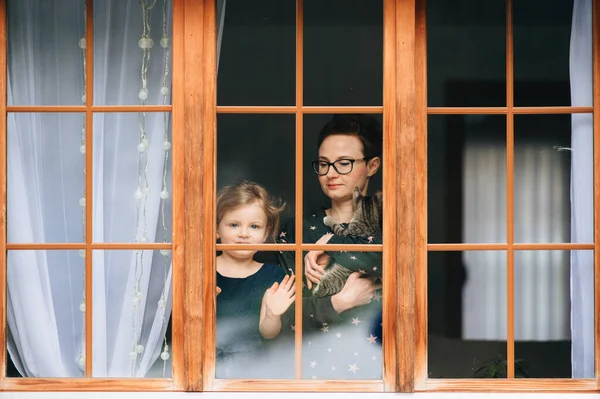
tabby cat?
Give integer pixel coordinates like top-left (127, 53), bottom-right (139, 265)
top-left (311, 188), bottom-right (383, 297)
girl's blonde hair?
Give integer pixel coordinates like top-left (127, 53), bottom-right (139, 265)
top-left (216, 180), bottom-right (286, 242)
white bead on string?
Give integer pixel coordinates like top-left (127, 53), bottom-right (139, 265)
top-left (163, 140), bottom-right (171, 150)
top-left (160, 189), bottom-right (169, 199)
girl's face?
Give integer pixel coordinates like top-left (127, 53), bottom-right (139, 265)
top-left (317, 134), bottom-right (380, 203)
top-left (217, 201), bottom-right (269, 260)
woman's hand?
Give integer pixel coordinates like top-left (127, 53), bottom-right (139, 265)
top-left (305, 233), bottom-right (333, 289)
top-left (331, 272), bottom-right (381, 313)
top-left (262, 275), bottom-right (296, 317)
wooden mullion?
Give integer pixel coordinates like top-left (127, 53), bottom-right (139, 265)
top-left (84, 0), bottom-right (94, 378)
top-left (427, 106), bottom-right (593, 115)
top-left (427, 243), bottom-right (595, 251)
top-left (200, 0), bottom-right (217, 390)
top-left (171, 0), bottom-right (185, 390)
top-left (505, 0), bottom-right (515, 379)
top-left (182, 0), bottom-right (206, 391)
top-left (396, 0), bottom-right (416, 392)
top-left (414, 0), bottom-right (427, 390)
top-left (294, 0), bottom-right (304, 380)
top-left (382, 0), bottom-right (398, 392)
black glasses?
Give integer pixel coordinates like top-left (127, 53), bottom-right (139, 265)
top-left (311, 158), bottom-right (369, 176)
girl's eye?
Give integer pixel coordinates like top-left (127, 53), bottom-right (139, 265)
top-left (251, 224), bottom-right (260, 229)
top-left (229, 223), bottom-right (238, 228)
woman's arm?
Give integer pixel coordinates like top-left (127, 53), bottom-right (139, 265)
top-left (325, 234), bottom-right (383, 277)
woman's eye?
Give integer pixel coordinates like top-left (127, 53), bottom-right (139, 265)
top-left (338, 160), bottom-right (351, 166)
top-left (318, 162), bottom-right (329, 167)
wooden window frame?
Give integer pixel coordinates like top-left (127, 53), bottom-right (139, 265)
top-left (4, 0), bottom-right (596, 394)
top-left (0, 0), bottom-right (413, 392)
top-left (414, 0), bottom-right (600, 392)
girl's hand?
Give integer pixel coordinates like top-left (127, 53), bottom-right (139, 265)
top-left (262, 275), bottom-right (296, 317)
top-left (305, 233), bottom-right (333, 289)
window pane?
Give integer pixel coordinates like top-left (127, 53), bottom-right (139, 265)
top-left (7, 250), bottom-right (85, 377)
top-left (428, 251), bottom-right (507, 378)
top-left (300, 114), bottom-right (383, 379)
top-left (428, 115), bottom-right (506, 244)
top-left (215, 251), bottom-right (295, 379)
top-left (514, 250), bottom-right (594, 378)
top-left (304, 0), bottom-right (383, 106)
top-left (93, 250), bottom-right (172, 378)
top-left (427, 0), bottom-right (506, 107)
top-left (8, 113), bottom-right (86, 244)
top-left (514, 0), bottom-right (589, 107)
top-left (217, 114), bottom-right (295, 240)
top-left (93, 0), bottom-right (173, 106)
top-left (7, 0), bottom-right (85, 106)
top-left (514, 114), bottom-right (592, 244)
top-left (92, 113), bottom-right (173, 244)
top-left (217, 0), bottom-right (295, 106)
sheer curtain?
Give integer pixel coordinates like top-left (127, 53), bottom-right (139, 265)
top-left (6, 0), bottom-right (226, 378)
top-left (569, 0), bottom-right (593, 379)
top-left (462, 0), bottom-right (593, 378)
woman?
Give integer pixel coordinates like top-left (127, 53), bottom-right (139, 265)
top-left (277, 114), bottom-right (383, 379)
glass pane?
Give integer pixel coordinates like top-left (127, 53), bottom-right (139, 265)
top-left (7, 0), bottom-right (85, 106)
top-left (7, 250), bottom-right (85, 377)
top-left (428, 115), bottom-right (506, 244)
top-left (301, 258), bottom-right (382, 380)
top-left (215, 251), bottom-right (295, 379)
top-left (514, 114), bottom-right (593, 243)
top-left (217, 0), bottom-right (295, 106)
top-left (304, 0), bottom-right (383, 106)
top-left (8, 113), bottom-right (86, 243)
top-left (93, 0), bottom-right (173, 106)
top-left (217, 114), bottom-right (295, 241)
top-left (428, 251), bottom-right (507, 378)
top-left (299, 114), bottom-right (383, 379)
top-left (92, 113), bottom-right (173, 243)
top-left (93, 250), bottom-right (172, 378)
top-left (427, 0), bottom-right (506, 107)
top-left (514, 250), bottom-right (594, 378)
top-left (303, 114), bottom-right (383, 242)
top-left (514, 0), bottom-right (589, 106)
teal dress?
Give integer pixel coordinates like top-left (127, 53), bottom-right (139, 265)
top-left (276, 209), bottom-right (383, 380)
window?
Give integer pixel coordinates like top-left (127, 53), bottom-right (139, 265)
top-left (418, 0), bottom-right (599, 391)
top-left (1, 0), bottom-right (598, 395)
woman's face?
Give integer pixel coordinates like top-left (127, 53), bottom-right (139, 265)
top-left (317, 134), bottom-right (380, 203)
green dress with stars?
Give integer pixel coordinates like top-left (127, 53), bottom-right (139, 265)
top-left (276, 208), bottom-right (383, 380)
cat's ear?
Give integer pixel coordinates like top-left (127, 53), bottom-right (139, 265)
top-left (374, 190), bottom-right (383, 203)
top-left (353, 187), bottom-right (362, 199)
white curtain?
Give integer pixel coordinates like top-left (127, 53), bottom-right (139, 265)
top-left (569, 0), bottom-right (593, 379)
top-left (463, 140), bottom-right (570, 341)
top-left (462, 0), bottom-right (594, 379)
top-left (6, 0), bottom-right (226, 378)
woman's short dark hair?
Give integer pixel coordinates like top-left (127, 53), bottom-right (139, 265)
top-left (316, 114), bottom-right (383, 160)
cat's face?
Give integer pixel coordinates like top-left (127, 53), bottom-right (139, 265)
top-left (317, 135), bottom-right (380, 203)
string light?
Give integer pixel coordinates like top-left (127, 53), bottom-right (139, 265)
top-left (131, 0), bottom-right (159, 377)
top-left (158, 0), bottom-right (172, 376)
top-left (77, 0), bottom-right (87, 374)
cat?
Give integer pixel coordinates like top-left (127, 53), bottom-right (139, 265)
top-left (311, 187), bottom-right (383, 297)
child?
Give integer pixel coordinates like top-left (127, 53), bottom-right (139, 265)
top-left (215, 180), bottom-right (295, 379)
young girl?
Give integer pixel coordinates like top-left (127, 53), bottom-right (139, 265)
top-left (215, 180), bottom-right (295, 379)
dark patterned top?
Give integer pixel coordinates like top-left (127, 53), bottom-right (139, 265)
top-left (216, 263), bottom-right (290, 379)
top-left (276, 209), bottom-right (383, 380)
